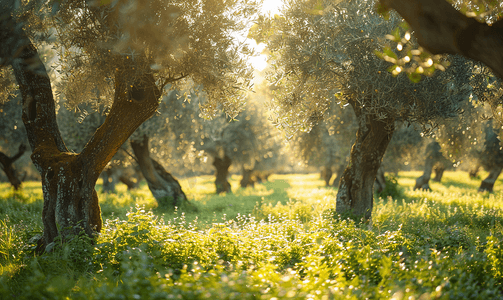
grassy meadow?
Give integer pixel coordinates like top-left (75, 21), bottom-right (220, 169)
top-left (1, 171), bottom-right (503, 299)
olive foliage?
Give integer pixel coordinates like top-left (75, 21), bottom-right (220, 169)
top-left (11, 0), bottom-right (259, 119)
top-left (251, 0), bottom-right (469, 136)
top-left (250, 0), bottom-right (472, 218)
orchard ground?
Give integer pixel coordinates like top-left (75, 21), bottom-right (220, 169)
top-left (1, 171), bottom-right (503, 299)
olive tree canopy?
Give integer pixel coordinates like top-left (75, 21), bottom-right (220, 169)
top-left (0, 0), bottom-right (259, 250)
top-left (251, 0), bottom-right (471, 219)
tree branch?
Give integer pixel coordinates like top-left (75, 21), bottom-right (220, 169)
top-left (10, 144), bottom-right (27, 162)
top-left (119, 147), bottom-right (139, 164)
top-left (161, 73), bottom-right (189, 90)
top-left (1, 10), bottom-right (68, 171)
top-left (80, 66), bottom-right (160, 182)
top-left (380, 0), bottom-right (503, 79)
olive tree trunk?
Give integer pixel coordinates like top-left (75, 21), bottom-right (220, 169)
top-left (479, 166), bottom-right (503, 192)
top-left (0, 144), bottom-right (26, 190)
top-left (322, 165), bottom-right (333, 186)
top-left (213, 155), bottom-right (232, 193)
top-left (335, 105), bottom-right (394, 220)
top-left (478, 121), bottom-right (503, 192)
top-left (432, 165), bottom-right (445, 182)
top-left (2, 14), bottom-right (160, 250)
top-left (414, 142), bottom-right (443, 190)
top-left (479, 165), bottom-right (503, 193)
top-left (240, 167), bottom-right (255, 188)
top-left (131, 135), bottom-right (187, 208)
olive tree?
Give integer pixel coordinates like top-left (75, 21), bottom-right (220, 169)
top-left (476, 120), bottom-right (503, 192)
top-left (129, 93), bottom-right (190, 208)
top-left (251, 0), bottom-right (470, 219)
top-left (201, 100), bottom-right (282, 193)
top-left (0, 0), bottom-right (257, 250)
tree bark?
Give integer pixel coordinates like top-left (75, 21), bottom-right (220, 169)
top-left (380, 0), bottom-right (503, 80)
top-left (2, 13), bottom-right (160, 250)
top-left (240, 167), bottom-right (255, 188)
top-left (335, 105), bottom-right (394, 220)
top-left (478, 121), bottom-right (503, 192)
top-left (432, 165), bottom-right (445, 182)
top-left (322, 165), bottom-right (333, 186)
top-left (479, 166), bottom-right (503, 192)
top-left (213, 155), bottom-right (232, 193)
top-left (414, 142), bottom-right (443, 190)
top-left (131, 135), bottom-right (187, 208)
top-left (0, 144), bottom-right (26, 190)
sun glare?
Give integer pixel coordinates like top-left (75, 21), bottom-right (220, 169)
top-left (248, 0), bottom-right (283, 71)
top-left (262, 0), bottom-right (283, 16)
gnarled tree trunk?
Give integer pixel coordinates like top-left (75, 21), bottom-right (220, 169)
top-left (2, 13), bottom-right (160, 251)
top-left (213, 155), bottom-right (232, 193)
top-left (432, 165), bottom-right (445, 182)
top-left (131, 135), bottom-right (187, 209)
top-left (479, 166), bottom-right (503, 192)
top-left (0, 144), bottom-right (26, 190)
top-left (414, 142), bottom-right (443, 190)
top-left (240, 167), bottom-right (255, 188)
top-left (478, 121), bottom-right (503, 192)
top-left (335, 105), bottom-right (394, 220)
top-left (322, 165), bottom-right (333, 186)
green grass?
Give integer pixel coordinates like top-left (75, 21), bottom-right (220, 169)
top-left (1, 171), bottom-right (503, 299)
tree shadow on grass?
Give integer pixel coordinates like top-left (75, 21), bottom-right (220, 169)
top-left (437, 177), bottom-right (480, 190)
top-left (163, 178), bottom-right (293, 226)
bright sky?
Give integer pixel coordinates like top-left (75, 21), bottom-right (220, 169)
top-left (261, 0), bottom-right (283, 16)
top-left (248, 1), bottom-right (283, 71)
